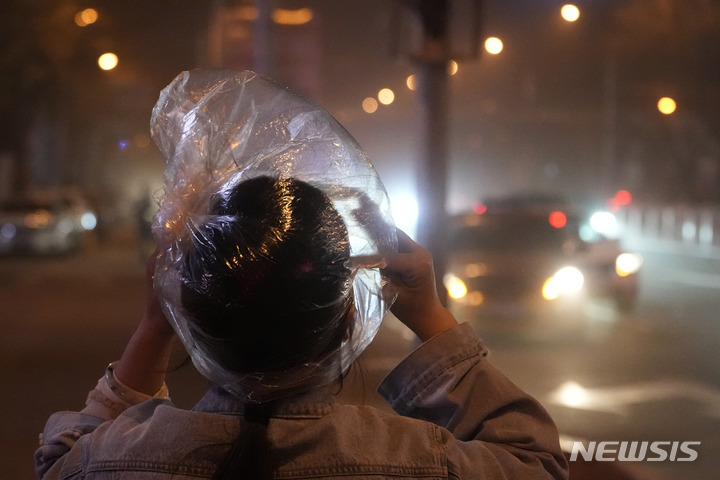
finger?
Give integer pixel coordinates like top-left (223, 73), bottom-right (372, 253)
top-left (347, 254), bottom-right (386, 269)
top-left (382, 253), bottom-right (415, 276)
top-left (394, 228), bottom-right (418, 253)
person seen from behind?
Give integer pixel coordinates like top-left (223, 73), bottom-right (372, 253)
top-left (35, 70), bottom-right (568, 480)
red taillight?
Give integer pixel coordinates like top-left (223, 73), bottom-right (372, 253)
top-left (472, 203), bottom-right (487, 215)
top-left (548, 211), bottom-right (567, 229)
top-left (615, 190), bottom-right (632, 206)
top-left (607, 189), bottom-right (632, 211)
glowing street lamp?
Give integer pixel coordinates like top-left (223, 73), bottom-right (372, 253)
top-left (97, 53), bottom-right (118, 71)
top-left (406, 75), bottom-right (417, 91)
top-left (75, 8), bottom-right (98, 27)
top-left (657, 96), bottom-right (677, 115)
top-left (484, 37), bottom-right (503, 55)
top-left (362, 97), bottom-right (378, 113)
top-left (561, 4), bottom-right (580, 22)
top-left (378, 88), bottom-right (395, 105)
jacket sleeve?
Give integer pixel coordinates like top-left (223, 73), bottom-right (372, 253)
top-left (378, 322), bottom-right (568, 480)
top-left (35, 375), bottom-right (169, 479)
top-left (35, 412), bottom-right (106, 479)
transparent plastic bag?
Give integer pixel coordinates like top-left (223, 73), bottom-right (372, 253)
top-left (150, 70), bottom-right (397, 402)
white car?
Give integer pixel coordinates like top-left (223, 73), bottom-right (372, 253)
top-left (0, 189), bottom-right (97, 255)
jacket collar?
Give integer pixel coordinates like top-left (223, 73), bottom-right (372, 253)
top-left (192, 384), bottom-right (337, 418)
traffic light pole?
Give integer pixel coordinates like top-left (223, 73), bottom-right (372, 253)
top-left (415, 55), bottom-right (450, 306)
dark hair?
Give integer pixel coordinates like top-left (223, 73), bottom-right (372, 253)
top-left (180, 175), bottom-right (354, 374)
top-left (180, 176), bottom-right (354, 480)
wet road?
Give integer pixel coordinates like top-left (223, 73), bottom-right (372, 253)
top-left (1, 236), bottom-right (718, 480)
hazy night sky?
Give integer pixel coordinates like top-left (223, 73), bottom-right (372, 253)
top-left (4, 0), bottom-right (719, 213)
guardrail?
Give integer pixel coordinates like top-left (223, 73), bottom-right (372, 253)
top-left (616, 205), bottom-right (720, 257)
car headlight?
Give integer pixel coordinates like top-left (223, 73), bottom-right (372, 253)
top-left (589, 211), bottom-right (619, 238)
top-left (444, 274), bottom-right (468, 300)
top-left (542, 266), bottom-right (584, 300)
top-left (1, 223), bottom-right (16, 240)
top-left (80, 211), bottom-right (98, 230)
top-left (615, 253), bottom-right (642, 277)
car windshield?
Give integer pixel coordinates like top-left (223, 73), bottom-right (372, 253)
top-left (450, 214), bottom-right (576, 253)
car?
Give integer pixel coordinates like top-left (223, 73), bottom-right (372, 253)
top-left (443, 197), bottom-right (642, 321)
top-left (0, 189), bottom-right (97, 256)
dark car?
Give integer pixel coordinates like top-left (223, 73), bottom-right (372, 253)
top-left (444, 200), bottom-right (641, 321)
top-left (0, 190), bottom-right (97, 255)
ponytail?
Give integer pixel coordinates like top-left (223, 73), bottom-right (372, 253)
top-left (212, 404), bottom-right (273, 480)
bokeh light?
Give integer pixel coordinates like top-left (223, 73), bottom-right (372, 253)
top-left (406, 75), bottom-right (417, 91)
top-left (378, 88), bottom-right (395, 105)
top-left (484, 37), bottom-right (503, 55)
top-left (362, 97), bottom-right (378, 113)
top-left (658, 97), bottom-right (677, 115)
top-left (74, 8), bottom-right (98, 27)
top-left (389, 192), bottom-right (419, 236)
top-left (614, 189), bottom-right (633, 206)
top-left (272, 8), bottom-right (313, 25)
top-left (561, 4), bottom-right (580, 22)
top-left (553, 381), bottom-right (590, 408)
top-left (548, 211), bottom-right (568, 229)
top-left (97, 53), bottom-right (118, 70)
top-left (444, 274), bottom-right (468, 300)
top-left (590, 211), bottom-right (619, 237)
top-left (472, 202), bottom-right (487, 215)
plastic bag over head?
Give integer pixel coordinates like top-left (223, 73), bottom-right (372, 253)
top-left (150, 70), bottom-right (397, 402)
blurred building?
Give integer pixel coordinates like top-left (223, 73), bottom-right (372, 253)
top-left (206, 0), bottom-right (322, 101)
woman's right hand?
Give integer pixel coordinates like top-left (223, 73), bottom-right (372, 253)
top-left (382, 229), bottom-right (458, 342)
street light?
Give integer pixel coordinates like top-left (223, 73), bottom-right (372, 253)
top-left (378, 88), bottom-right (396, 105)
top-left (97, 53), bottom-right (118, 71)
top-left (362, 97), bottom-right (379, 113)
top-left (406, 75), bottom-right (418, 90)
top-left (74, 8), bottom-right (98, 27)
top-left (561, 4), bottom-right (580, 22)
top-left (484, 36), bottom-right (503, 54)
top-left (657, 96), bottom-right (677, 115)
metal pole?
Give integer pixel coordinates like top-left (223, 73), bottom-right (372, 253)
top-left (254, 0), bottom-right (275, 77)
top-left (415, 60), bottom-right (449, 305)
top-left (413, 1), bottom-right (450, 305)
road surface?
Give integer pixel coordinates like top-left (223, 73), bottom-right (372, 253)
top-left (1, 237), bottom-right (718, 479)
